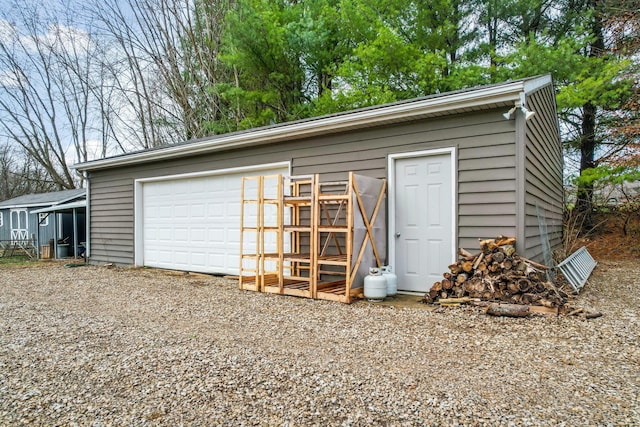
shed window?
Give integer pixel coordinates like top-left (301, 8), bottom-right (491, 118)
top-left (39, 213), bottom-right (49, 227)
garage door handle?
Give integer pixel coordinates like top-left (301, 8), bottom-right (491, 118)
top-left (395, 232), bottom-right (401, 238)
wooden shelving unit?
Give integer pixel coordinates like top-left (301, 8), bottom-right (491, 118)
top-left (314, 176), bottom-right (354, 303)
top-left (239, 172), bottom-right (386, 304)
top-left (239, 174), bottom-right (283, 292)
top-left (264, 174), bottom-right (316, 298)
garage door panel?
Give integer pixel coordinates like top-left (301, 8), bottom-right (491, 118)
top-left (227, 227), bottom-right (240, 244)
top-left (141, 165), bottom-right (287, 274)
top-left (208, 227), bottom-right (225, 244)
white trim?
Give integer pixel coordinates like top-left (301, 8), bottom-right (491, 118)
top-left (387, 148), bottom-right (457, 284)
top-left (73, 78), bottom-right (553, 172)
top-left (134, 162), bottom-right (291, 268)
top-left (38, 213), bottom-right (49, 227)
top-left (0, 211), bottom-right (3, 227)
top-left (134, 161), bottom-right (291, 184)
top-left (9, 208), bottom-right (29, 242)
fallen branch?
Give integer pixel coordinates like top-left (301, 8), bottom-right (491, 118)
top-left (518, 256), bottom-right (550, 271)
top-left (585, 312), bottom-right (603, 319)
top-left (567, 307), bottom-right (584, 316)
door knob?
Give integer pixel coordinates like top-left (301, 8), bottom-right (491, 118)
top-left (395, 232), bottom-right (401, 238)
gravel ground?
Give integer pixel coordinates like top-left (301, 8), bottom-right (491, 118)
top-left (0, 261), bottom-right (638, 426)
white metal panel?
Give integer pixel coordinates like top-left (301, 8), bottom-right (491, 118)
top-left (392, 152), bottom-right (454, 292)
top-left (141, 165), bottom-right (287, 274)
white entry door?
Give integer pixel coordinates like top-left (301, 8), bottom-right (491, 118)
top-left (10, 209), bottom-right (28, 242)
top-left (393, 151), bottom-right (454, 292)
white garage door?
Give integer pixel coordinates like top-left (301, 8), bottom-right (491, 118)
top-left (140, 165), bottom-right (288, 274)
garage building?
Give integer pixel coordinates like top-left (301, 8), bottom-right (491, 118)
top-left (74, 75), bottom-right (563, 294)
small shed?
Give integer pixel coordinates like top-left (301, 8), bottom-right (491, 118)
top-left (74, 75), bottom-right (563, 293)
top-left (0, 189), bottom-right (86, 258)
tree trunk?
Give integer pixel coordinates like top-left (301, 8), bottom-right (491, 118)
top-left (576, 0), bottom-right (606, 229)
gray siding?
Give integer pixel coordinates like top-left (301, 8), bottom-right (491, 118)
top-left (0, 209), bottom-right (9, 241)
top-left (523, 85), bottom-right (563, 262)
top-left (0, 207), bottom-right (49, 245)
top-left (88, 109), bottom-right (519, 266)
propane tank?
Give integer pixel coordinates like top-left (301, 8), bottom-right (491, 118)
top-left (381, 265), bottom-right (397, 297)
top-left (364, 267), bottom-right (387, 302)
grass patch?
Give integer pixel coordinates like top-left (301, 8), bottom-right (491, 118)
top-left (0, 255), bottom-right (39, 267)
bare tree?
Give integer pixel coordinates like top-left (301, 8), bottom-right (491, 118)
top-left (93, 0), bottom-right (236, 143)
top-left (0, 0), bottom-right (118, 188)
top-left (0, 142), bottom-right (55, 200)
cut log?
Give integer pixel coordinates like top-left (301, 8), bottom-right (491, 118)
top-left (441, 279), bottom-right (452, 290)
top-left (502, 245), bottom-right (516, 256)
top-left (518, 256), bottom-right (549, 270)
top-left (492, 251), bottom-right (505, 263)
top-left (501, 258), bottom-right (513, 270)
top-left (479, 238), bottom-right (498, 253)
top-left (438, 297), bottom-right (474, 304)
top-left (462, 260), bottom-right (474, 273)
top-left (517, 278), bottom-right (532, 292)
top-left (488, 262), bottom-right (501, 274)
top-left (456, 273), bottom-right (468, 284)
top-left (486, 303), bottom-right (530, 317)
top-left (432, 281), bottom-right (443, 292)
top-left (538, 298), bottom-right (555, 308)
top-left (515, 261), bottom-right (527, 272)
top-left (494, 236), bottom-right (516, 246)
top-left (458, 248), bottom-right (476, 259)
top-left (481, 291), bottom-right (493, 300)
top-left (449, 263), bottom-right (462, 274)
top-left (529, 305), bottom-right (558, 315)
top-left (506, 281), bottom-right (520, 294)
top-left (472, 252), bottom-right (485, 270)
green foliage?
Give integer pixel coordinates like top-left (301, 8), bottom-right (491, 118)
top-left (574, 165), bottom-right (640, 187)
top-left (198, 0), bottom-right (640, 199)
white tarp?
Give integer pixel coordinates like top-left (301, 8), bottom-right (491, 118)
top-left (351, 174), bottom-right (386, 289)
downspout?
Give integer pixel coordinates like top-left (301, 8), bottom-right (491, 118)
top-left (515, 94), bottom-right (528, 255)
top-left (72, 208), bottom-right (78, 259)
top-left (35, 213), bottom-right (40, 259)
top-left (84, 171), bottom-right (91, 260)
top-left (53, 213), bottom-right (58, 259)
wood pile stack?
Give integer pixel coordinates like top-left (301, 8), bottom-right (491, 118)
top-left (422, 236), bottom-right (568, 308)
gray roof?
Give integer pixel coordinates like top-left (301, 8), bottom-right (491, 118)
top-left (0, 188), bottom-right (86, 209)
top-left (74, 74), bottom-right (553, 172)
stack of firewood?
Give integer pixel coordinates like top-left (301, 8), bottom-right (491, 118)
top-left (422, 236), bottom-right (568, 307)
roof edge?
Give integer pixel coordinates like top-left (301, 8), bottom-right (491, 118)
top-left (31, 200), bottom-right (87, 214)
top-left (75, 76), bottom-right (550, 172)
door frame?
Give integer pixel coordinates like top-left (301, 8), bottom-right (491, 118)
top-left (133, 161), bottom-right (291, 268)
top-left (387, 147), bottom-right (457, 289)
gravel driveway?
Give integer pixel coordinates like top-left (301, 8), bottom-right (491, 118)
top-left (1, 261), bottom-right (638, 426)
